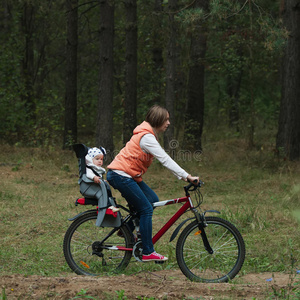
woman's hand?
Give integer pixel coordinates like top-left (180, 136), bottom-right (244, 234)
top-left (186, 174), bottom-right (199, 185)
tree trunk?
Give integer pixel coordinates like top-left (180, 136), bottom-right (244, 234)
top-left (276, 0), bottom-right (300, 160)
top-left (123, 0), bottom-right (137, 144)
top-left (164, 0), bottom-right (177, 156)
top-left (96, 0), bottom-right (115, 161)
top-left (247, 0), bottom-right (255, 149)
top-left (152, 0), bottom-right (163, 105)
top-left (227, 72), bottom-right (242, 132)
top-left (0, 1), bottom-right (11, 30)
top-left (21, 2), bottom-right (35, 122)
top-left (227, 47), bottom-right (243, 132)
top-left (184, 0), bottom-right (209, 151)
top-left (63, 0), bottom-right (78, 148)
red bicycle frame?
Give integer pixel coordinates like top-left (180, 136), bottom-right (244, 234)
top-left (115, 195), bottom-right (194, 252)
top-left (152, 196), bottom-right (193, 244)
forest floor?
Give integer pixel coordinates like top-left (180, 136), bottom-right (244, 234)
top-left (0, 269), bottom-right (295, 299)
top-left (1, 143), bottom-right (299, 300)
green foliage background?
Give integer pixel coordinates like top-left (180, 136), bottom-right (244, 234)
top-left (0, 0), bottom-right (287, 149)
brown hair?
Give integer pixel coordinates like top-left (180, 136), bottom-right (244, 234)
top-left (145, 105), bottom-right (169, 128)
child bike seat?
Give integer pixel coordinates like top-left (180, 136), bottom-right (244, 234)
top-left (72, 143), bottom-right (121, 227)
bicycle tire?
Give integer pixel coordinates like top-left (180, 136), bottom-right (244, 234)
top-left (176, 217), bottom-right (245, 283)
top-left (63, 211), bottom-right (133, 276)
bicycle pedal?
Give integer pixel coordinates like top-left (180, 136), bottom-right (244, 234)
top-left (155, 261), bottom-right (165, 264)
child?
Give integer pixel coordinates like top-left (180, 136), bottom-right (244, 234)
top-left (85, 147), bottom-right (119, 213)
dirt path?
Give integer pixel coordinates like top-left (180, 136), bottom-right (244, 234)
top-left (0, 270), bottom-right (295, 299)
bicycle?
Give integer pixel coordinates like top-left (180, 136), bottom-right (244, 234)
top-left (63, 179), bottom-right (246, 283)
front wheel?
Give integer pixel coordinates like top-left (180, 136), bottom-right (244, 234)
top-left (176, 217), bottom-right (245, 283)
top-left (63, 211), bottom-right (133, 276)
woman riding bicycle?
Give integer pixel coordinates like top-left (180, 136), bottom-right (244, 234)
top-left (107, 105), bottom-right (199, 262)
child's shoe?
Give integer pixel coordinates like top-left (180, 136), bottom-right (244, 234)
top-left (109, 206), bottom-right (119, 212)
top-left (142, 252), bottom-right (168, 262)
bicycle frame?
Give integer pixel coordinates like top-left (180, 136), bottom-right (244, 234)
top-left (107, 195), bottom-right (196, 253)
top-left (152, 196), bottom-right (193, 244)
top-left (71, 181), bottom-right (216, 255)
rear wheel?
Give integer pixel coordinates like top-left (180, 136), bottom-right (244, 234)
top-left (176, 217), bottom-right (245, 283)
top-left (63, 211), bottom-right (133, 276)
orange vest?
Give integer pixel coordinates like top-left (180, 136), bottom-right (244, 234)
top-left (107, 121), bottom-right (156, 182)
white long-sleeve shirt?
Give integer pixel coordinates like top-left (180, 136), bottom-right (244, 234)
top-left (113, 133), bottom-right (189, 180)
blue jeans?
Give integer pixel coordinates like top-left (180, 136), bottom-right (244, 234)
top-left (106, 170), bottom-right (159, 254)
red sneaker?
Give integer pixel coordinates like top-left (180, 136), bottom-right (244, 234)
top-left (142, 252), bottom-right (168, 262)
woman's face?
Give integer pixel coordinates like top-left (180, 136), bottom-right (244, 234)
top-left (156, 113), bottom-right (170, 133)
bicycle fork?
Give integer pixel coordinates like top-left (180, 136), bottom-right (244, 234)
top-left (193, 209), bottom-right (214, 255)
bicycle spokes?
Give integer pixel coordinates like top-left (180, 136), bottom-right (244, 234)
top-left (176, 217), bottom-right (245, 283)
top-left (63, 211), bottom-right (133, 276)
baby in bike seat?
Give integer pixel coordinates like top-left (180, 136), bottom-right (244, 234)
top-left (72, 144), bottom-right (121, 228)
top-left (85, 147), bottom-right (119, 213)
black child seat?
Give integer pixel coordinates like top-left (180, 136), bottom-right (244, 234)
top-left (72, 144), bottom-right (121, 227)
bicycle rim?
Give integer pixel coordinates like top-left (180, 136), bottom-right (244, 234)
top-left (63, 211), bottom-right (133, 276)
top-left (176, 217), bottom-right (245, 283)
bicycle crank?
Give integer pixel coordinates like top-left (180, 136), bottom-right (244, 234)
top-left (133, 241), bottom-right (143, 262)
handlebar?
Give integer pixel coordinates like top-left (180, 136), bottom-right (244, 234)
top-left (184, 179), bottom-right (204, 193)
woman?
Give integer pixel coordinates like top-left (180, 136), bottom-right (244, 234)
top-left (107, 105), bottom-right (199, 262)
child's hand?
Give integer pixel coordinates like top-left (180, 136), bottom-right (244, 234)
top-left (93, 176), bottom-right (101, 184)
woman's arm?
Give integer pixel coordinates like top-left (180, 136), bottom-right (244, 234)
top-left (140, 134), bottom-right (190, 180)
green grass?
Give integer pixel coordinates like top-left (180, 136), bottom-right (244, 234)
top-left (0, 138), bottom-right (299, 280)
